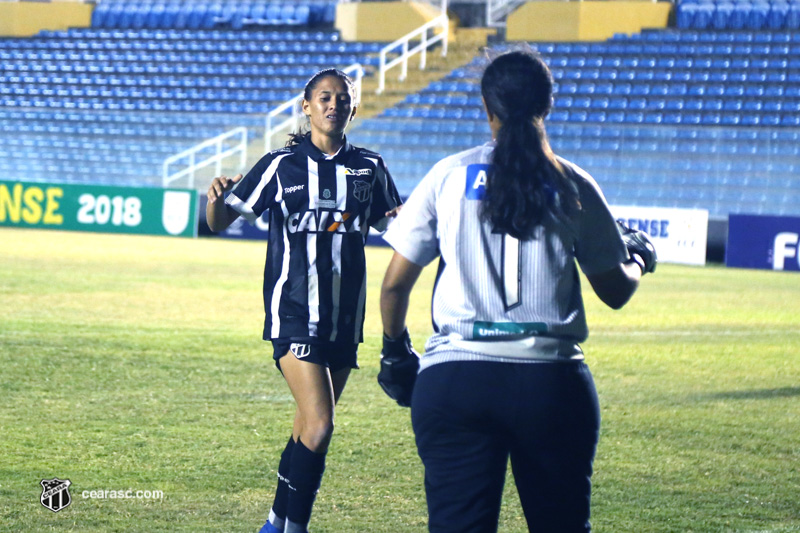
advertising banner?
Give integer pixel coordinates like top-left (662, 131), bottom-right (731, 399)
top-left (0, 181), bottom-right (197, 237)
top-left (610, 205), bottom-right (709, 266)
top-left (726, 214), bottom-right (800, 272)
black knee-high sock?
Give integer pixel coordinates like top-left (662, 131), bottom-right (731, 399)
top-left (285, 438), bottom-right (326, 530)
top-left (270, 437), bottom-right (295, 524)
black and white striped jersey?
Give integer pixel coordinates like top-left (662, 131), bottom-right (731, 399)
top-left (226, 135), bottom-right (402, 344)
top-left (383, 142), bottom-right (628, 369)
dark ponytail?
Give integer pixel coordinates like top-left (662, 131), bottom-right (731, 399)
top-left (480, 50), bottom-right (578, 240)
top-left (286, 68), bottom-right (358, 147)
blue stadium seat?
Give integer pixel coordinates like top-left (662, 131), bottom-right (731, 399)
top-left (102, 2), bottom-right (123, 28)
top-left (204, 2), bottom-right (224, 28)
top-left (92, 1), bottom-right (112, 27)
top-left (187, 1), bottom-right (209, 29)
top-left (146, 2), bottom-right (167, 28)
top-left (263, 3), bottom-right (281, 24)
top-left (293, 4), bottom-right (311, 25)
top-left (768, 3), bottom-right (790, 30)
top-left (694, 4), bottom-right (713, 29)
top-left (729, 4), bottom-right (749, 29)
top-left (280, 4), bottom-right (296, 24)
top-left (230, 2), bottom-right (252, 29)
top-left (712, 3), bottom-right (733, 29)
top-left (787, 4), bottom-right (800, 30)
top-left (244, 1), bottom-right (268, 25)
top-left (173, 2), bottom-right (191, 28)
top-left (131, 2), bottom-right (150, 29)
top-left (746, 2), bottom-right (770, 29)
top-left (117, 3), bottom-right (137, 29)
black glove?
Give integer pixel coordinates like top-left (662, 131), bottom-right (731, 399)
top-left (378, 329), bottom-right (420, 408)
top-left (617, 221), bottom-right (657, 274)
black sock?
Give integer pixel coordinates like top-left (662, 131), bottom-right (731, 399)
top-left (270, 436), bottom-right (296, 523)
top-left (286, 438), bottom-right (327, 528)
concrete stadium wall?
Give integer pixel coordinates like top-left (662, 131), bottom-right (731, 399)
top-left (335, 1), bottom-right (445, 42)
top-left (507, 1), bottom-right (672, 42)
top-left (0, 1), bottom-right (92, 37)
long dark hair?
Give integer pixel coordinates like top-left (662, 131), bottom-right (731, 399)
top-left (480, 50), bottom-right (578, 240)
top-left (286, 68), bottom-right (358, 147)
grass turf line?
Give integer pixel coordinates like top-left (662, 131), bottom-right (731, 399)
top-left (1, 228), bottom-right (799, 532)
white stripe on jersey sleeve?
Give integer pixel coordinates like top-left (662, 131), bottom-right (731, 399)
top-left (270, 172), bottom-right (291, 339)
top-left (226, 153), bottom-right (290, 223)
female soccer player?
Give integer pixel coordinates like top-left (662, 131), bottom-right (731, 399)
top-left (207, 68), bottom-right (402, 533)
top-left (379, 50), bottom-right (656, 532)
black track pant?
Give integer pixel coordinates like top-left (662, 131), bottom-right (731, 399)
top-left (411, 360), bottom-right (601, 533)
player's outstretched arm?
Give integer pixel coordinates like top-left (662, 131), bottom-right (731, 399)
top-left (586, 261), bottom-right (641, 310)
top-left (380, 252), bottom-right (424, 338)
top-left (206, 174), bottom-right (242, 232)
top-left (586, 221), bottom-right (658, 309)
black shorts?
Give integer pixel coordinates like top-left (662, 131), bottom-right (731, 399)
top-left (271, 340), bottom-right (359, 373)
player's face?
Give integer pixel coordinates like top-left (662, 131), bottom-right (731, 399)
top-left (303, 76), bottom-right (356, 139)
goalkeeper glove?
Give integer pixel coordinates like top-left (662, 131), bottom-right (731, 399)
top-left (378, 329), bottom-right (420, 408)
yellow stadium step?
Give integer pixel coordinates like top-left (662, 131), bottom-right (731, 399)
top-left (356, 27), bottom-right (496, 120)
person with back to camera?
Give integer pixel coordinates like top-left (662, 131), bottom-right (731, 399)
top-left (376, 49), bottom-right (657, 532)
top-left (206, 68), bottom-right (402, 533)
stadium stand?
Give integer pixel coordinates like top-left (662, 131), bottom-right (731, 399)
top-left (0, 2), bottom-right (383, 187)
top-left (90, 0), bottom-right (338, 30)
top-left (3, 0), bottom-right (799, 220)
top-left (350, 27), bottom-right (800, 218)
top-left (676, 0), bottom-right (800, 31)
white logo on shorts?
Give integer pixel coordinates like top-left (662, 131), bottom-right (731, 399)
top-left (290, 343), bottom-right (311, 359)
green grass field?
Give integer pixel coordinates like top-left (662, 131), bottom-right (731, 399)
top-left (1, 227), bottom-right (799, 533)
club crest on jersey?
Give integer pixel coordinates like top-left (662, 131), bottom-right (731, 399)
top-left (290, 343), bottom-right (311, 359)
top-left (40, 478), bottom-right (72, 513)
top-left (352, 180), bottom-right (371, 203)
top-left (465, 164), bottom-right (491, 200)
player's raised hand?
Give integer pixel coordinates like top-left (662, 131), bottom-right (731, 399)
top-left (617, 221), bottom-right (657, 274)
top-left (385, 205), bottom-right (403, 218)
top-left (207, 174), bottom-right (243, 204)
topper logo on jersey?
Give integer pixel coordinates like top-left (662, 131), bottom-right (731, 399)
top-left (287, 209), bottom-right (362, 234)
top-left (284, 184), bottom-right (305, 195)
top-left (465, 164), bottom-right (491, 200)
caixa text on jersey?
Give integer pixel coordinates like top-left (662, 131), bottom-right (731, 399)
top-left (287, 209), bottom-right (362, 234)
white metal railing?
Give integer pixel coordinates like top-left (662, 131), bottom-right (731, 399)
top-left (263, 63), bottom-right (364, 153)
top-left (486, 0), bottom-right (527, 26)
top-left (376, 13), bottom-right (449, 94)
top-left (162, 127), bottom-right (248, 188)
